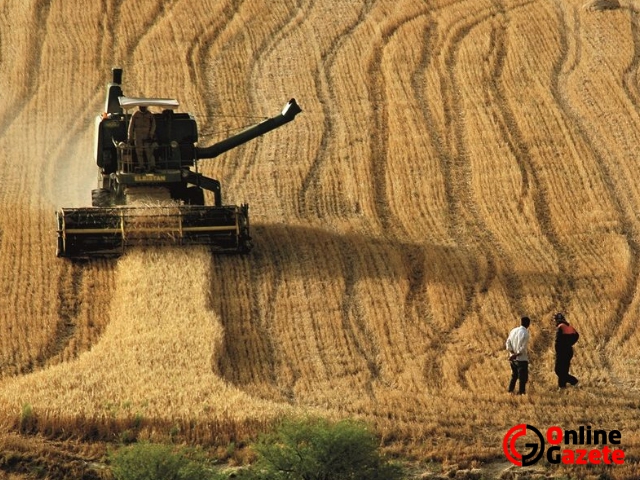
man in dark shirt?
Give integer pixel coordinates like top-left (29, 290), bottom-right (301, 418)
top-left (554, 312), bottom-right (579, 389)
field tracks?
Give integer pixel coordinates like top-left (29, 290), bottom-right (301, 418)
top-left (554, 2), bottom-right (640, 349)
top-left (0, 0), bottom-right (50, 140)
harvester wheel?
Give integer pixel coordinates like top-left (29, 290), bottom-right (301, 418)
top-left (91, 188), bottom-right (111, 207)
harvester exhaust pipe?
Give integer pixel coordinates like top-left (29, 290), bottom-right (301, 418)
top-left (112, 67), bottom-right (123, 85)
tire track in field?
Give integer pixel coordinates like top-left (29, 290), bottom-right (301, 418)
top-left (420, 0), bottom-right (543, 389)
top-left (240, 0), bottom-right (308, 187)
top-left (308, 0), bottom-right (384, 388)
top-left (296, 0), bottom-right (375, 218)
top-left (407, 14), bottom-right (461, 389)
top-left (217, 0), bottom-right (388, 398)
top-left (187, 0), bottom-right (249, 126)
top-left (552, 3), bottom-right (640, 348)
top-left (193, 1), bottom-right (315, 398)
top-left (486, 0), bottom-right (564, 327)
top-left (358, 0), bottom-right (492, 390)
top-left (0, 0), bottom-right (50, 143)
top-left (622, 8), bottom-right (640, 109)
top-left (192, 0), bottom-right (302, 193)
top-left (429, 2), bottom-right (506, 389)
top-left (413, 4), bottom-right (480, 388)
top-left (291, 0), bottom-right (386, 394)
top-left (366, 6), bottom-right (460, 375)
top-left (98, 0), bottom-right (118, 67)
top-left (610, 7), bottom-right (640, 357)
top-left (478, 0), bottom-right (568, 358)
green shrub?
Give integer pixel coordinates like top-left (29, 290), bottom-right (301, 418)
top-left (109, 442), bottom-right (224, 480)
top-left (239, 417), bottom-right (403, 480)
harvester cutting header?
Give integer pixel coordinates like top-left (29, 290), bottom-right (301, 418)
top-left (56, 68), bottom-right (301, 258)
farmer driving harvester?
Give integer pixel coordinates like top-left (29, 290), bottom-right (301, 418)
top-left (128, 104), bottom-right (156, 172)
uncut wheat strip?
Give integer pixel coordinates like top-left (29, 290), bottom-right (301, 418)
top-left (211, 269), bottom-right (285, 400)
top-left (51, 260), bottom-right (117, 365)
top-left (0, 247), bottom-right (290, 423)
top-left (0, 208), bottom-right (68, 376)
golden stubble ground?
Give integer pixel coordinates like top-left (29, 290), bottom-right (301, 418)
top-left (1, 0), bottom-right (640, 477)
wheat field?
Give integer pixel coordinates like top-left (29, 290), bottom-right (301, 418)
top-left (1, 0), bottom-right (640, 477)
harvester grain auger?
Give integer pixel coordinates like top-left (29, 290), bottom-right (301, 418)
top-left (55, 68), bottom-right (301, 258)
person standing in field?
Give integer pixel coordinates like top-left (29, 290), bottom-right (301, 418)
top-left (128, 104), bottom-right (156, 172)
top-left (506, 316), bottom-right (531, 395)
top-left (554, 312), bottom-right (579, 389)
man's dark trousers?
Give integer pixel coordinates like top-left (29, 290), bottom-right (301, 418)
top-left (555, 350), bottom-right (578, 388)
top-left (509, 360), bottom-right (528, 394)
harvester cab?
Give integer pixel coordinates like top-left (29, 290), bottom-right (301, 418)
top-left (56, 67), bottom-right (301, 258)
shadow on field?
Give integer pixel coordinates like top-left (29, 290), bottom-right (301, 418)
top-left (207, 223), bottom-right (560, 399)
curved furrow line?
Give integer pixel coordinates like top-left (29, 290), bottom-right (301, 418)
top-left (408, 15), bottom-right (455, 390)
top-left (552, 4), bottom-right (639, 346)
top-left (423, 0), bottom-right (563, 390)
top-left (114, 0), bottom-right (176, 72)
top-left (365, 3), bottom-right (442, 234)
top-left (319, 4), bottom-right (433, 386)
top-left (621, 9), bottom-right (640, 109)
top-left (307, 0), bottom-right (385, 395)
top-left (409, 2), bottom-right (496, 389)
top-left (242, 0), bottom-right (310, 175)
top-left (296, 0), bottom-right (376, 218)
top-left (485, 0), bottom-right (566, 331)
top-left (339, 247), bottom-right (381, 394)
top-left (192, 0), bottom-right (303, 197)
top-left (365, 23), bottom-right (392, 234)
top-left (402, 1), bottom-right (507, 392)
top-left (435, 3), bottom-right (505, 329)
top-left (608, 8), bottom-right (640, 358)
top-left (187, 0), bottom-right (250, 124)
top-left (0, 0), bottom-right (51, 144)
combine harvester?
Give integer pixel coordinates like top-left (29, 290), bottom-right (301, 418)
top-left (56, 68), bottom-right (301, 258)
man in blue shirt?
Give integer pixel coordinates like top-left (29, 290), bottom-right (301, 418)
top-left (506, 316), bottom-right (531, 395)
